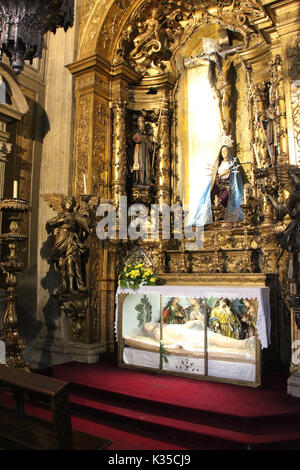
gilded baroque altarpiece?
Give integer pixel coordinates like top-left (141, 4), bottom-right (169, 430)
top-left (62, 0), bottom-right (300, 379)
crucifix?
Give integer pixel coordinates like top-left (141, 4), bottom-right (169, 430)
top-left (184, 35), bottom-right (244, 135)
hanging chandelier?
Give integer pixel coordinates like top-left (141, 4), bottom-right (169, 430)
top-left (0, 0), bottom-right (74, 74)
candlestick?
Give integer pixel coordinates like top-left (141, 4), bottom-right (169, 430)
top-left (13, 180), bottom-right (18, 199)
top-left (83, 174), bottom-right (87, 195)
top-left (244, 184), bottom-right (249, 205)
top-left (0, 197), bottom-right (31, 369)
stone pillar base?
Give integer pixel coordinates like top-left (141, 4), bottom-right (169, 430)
top-left (25, 337), bottom-right (105, 370)
top-left (287, 372), bottom-right (300, 398)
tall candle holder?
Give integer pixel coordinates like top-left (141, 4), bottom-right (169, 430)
top-left (0, 197), bottom-right (31, 369)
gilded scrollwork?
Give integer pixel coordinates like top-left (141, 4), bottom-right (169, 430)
top-left (88, 232), bottom-right (101, 342)
top-left (269, 56), bottom-right (288, 165)
top-left (75, 95), bottom-right (90, 195)
top-left (112, 99), bottom-right (127, 205)
top-left (247, 69), bottom-right (271, 169)
top-left (110, 0), bottom-right (269, 77)
top-left (214, 0), bottom-right (264, 47)
top-left (246, 56), bottom-right (289, 170)
top-left (94, 98), bottom-right (109, 196)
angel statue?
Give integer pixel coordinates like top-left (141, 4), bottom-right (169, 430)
top-left (131, 8), bottom-right (160, 57)
top-left (184, 33), bottom-right (244, 134)
top-left (44, 195), bottom-right (91, 295)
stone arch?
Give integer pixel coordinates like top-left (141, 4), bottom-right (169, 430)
top-left (0, 63), bottom-right (29, 213)
top-left (0, 63), bottom-right (29, 119)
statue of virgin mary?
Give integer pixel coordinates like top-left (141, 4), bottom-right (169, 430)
top-left (190, 144), bottom-right (246, 226)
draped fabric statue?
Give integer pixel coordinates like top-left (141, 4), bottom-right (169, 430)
top-left (209, 298), bottom-right (244, 340)
top-left (46, 196), bottom-right (90, 295)
top-left (190, 144), bottom-right (246, 226)
top-left (163, 297), bottom-right (185, 324)
top-left (131, 115), bottom-right (154, 186)
top-left (184, 298), bottom-right (205, 325)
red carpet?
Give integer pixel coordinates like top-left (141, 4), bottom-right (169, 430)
top-left (49, 359), bottom-right (300, 450)
top-left (52, 361), bottom-right (297, 417)
top-left (0, 392), bottom-right (185, 450)
top-left (1, 359), bottom-right (300, 450)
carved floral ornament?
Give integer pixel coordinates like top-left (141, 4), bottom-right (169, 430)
top-left (96, 0), bottom-right (270, 76)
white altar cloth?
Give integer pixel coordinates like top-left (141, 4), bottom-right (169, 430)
top-left (115, 285), bottom-right (271, 348)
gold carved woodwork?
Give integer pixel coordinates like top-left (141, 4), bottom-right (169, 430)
top-left (112, 99), bottom-right (127, 205)
top-left (156, 107), bottom-right (171, 205)
top-left (287, 36), bottom-right (300, 165)
top-left (270, 56), bottom-right (289, 165)
top-left (78, 0), bottom-right (272, 67)
top-left (110, 0), bottom-right (269, 78)
top-left (94, 97), bottom-right (109, 198)
top-left (169, 249), bottom-right (259, 274)
top-left (115, 237), bottom-right (175, 277)
top-left (74, 94), bottom-right (91, 196)
top-left (159, 272), bottom-right (277, 288)
top-left (67, 56), bottom-right (112, 196)
top-left (246, 54), bottom-right (290, 172)
top-left (70, 0), bottom-right (300, 355)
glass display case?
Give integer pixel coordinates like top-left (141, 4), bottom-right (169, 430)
top-left (117, 286), bottom-right (271, 387)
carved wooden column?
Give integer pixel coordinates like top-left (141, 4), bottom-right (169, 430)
top-left (156, 103), bottom-right (171, 206)
top-left (68, 56), bottom-right (111, 200)
top-left (111, 99), bottom-right (127, 206)
top-left (271, 56), bottom-right (289, 165)
top-left (67, 56), bottom-right (111, 350)
top-left (274, 2), bottom-right (300, 396)
top-left (275, 1), bottom-right (300, 166)
top-left (111, 64), bottom-right (141, 208)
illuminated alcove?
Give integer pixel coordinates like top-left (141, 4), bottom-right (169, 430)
top-left (175, 24), bottom-right (251, 219)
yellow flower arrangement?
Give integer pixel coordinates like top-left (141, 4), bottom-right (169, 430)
top-left (118, 261), bottom-right (158, 289)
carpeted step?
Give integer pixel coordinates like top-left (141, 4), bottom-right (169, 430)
top-left (66, 379), bottom-right (300, 436)
top-left (51, 362), bottom-right (300, 432)
top-left (50, 361), bottom-right (300, 450)
top-left (52, 362), bottom-right (299, 418)
top-left (0, 391), bottom-right (187, 451)
top-left (68, 388), bottom-right (300, 448)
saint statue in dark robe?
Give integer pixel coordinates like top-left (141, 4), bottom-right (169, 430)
top-left (131, 115), bottom-right (154, 186)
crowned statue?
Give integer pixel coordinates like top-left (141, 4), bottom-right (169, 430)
top-left (190, 134), bottom-right (247, 226)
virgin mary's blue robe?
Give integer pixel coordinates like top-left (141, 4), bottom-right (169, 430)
top-left (190, 150), bottom-right (246, 227)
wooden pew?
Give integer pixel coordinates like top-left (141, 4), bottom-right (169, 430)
top-left (0, 364), bottom-right (112, 450)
